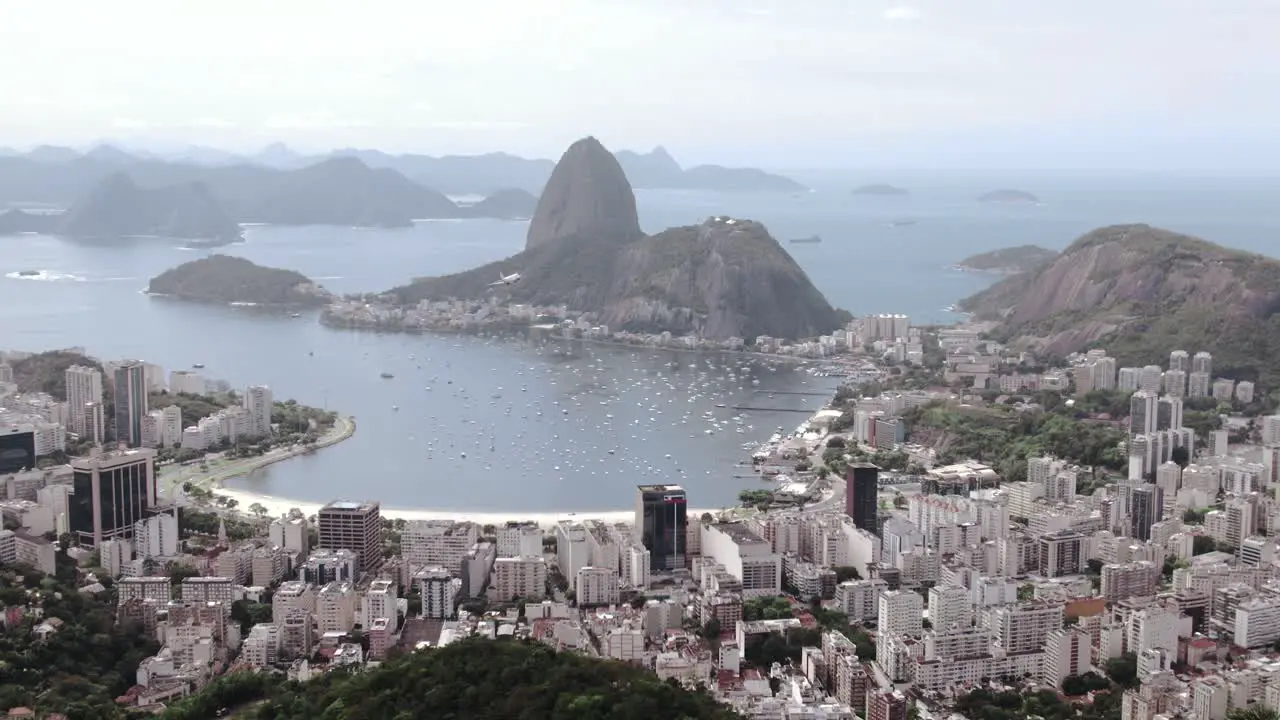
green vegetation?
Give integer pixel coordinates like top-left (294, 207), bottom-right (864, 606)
top-left (957, 245), bottom-right (1057, 273)
top-left (955, 687), bottom-right (1120, 720)
top-left (0, 563), bottom-right (160, 718)
top-left (738, 489), bottom-right (774, 509)
top-left (180, 507), bottom-right (257, 541)
top-left (904, 401), bottom-right (1127, 482)
top-left (149, 389), bottom-right (238, 424)
top-left (1228, 707), bottom-right (1280, 720)
top-left (9, 349), bottom-right (106, 398)
top-left (148, 254), bottom-right (331, 306)
top-left (162, 637), bottom-right (742, 720)
top-left (743, 595), bottom-right (793, 621)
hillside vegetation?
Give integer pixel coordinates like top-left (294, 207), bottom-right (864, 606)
top-left (160, 637), bottom-right (742, 720)
top-left (960, 225), bottom-right (1280, 387)
top-left (148, 255), bottom-right (331, 307)
top-left (957, 245), bottom-right (1057, 274)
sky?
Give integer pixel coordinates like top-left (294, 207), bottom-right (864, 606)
top-left (2, 0), bottom-right (1279, 169)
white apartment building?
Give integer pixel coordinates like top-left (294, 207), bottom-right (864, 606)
top-left (362, 579), bottom-right (398, 628)
top-left (273, 581), bottom-right (317, 623)
top-left (878, 589), bottom-right (924, 637)
top-left (1234, 596), bottom-right (1280, 649)
top-left (317, 581), bottom-right (357, 633)
top-left (992, 602), bottom-right (1064, 653)
top-left (133, 512), bottom-right (179, 558)
top-left (243, 385), bottom-right (273, 438)
top-left (496, 521), bottom-right (543, 558)
top-left (700, 522), bottom-right (782, 597)
top-left (625, 545), bottom-right (651, 590)
top-left (402, 520), bottom-right (479, 572)
top-left (1043, 627), bottom-right (1092, 688)
top-left (416, 566), bottom-right (461, 619)
top-left (492, 555), bottom-right (547, 602)
top-left (928, 583), bottom-right (973, 630)
top-left (575, 566), bottom-right (620, 606)
top-left (1101, 561), bottom-right (1160, 603)
top-left (65, 365), bottom-right (103, 437)
top-left (169, 370), bottom-right (205, 396)
top-left (555, 521), bottom-right (591, 590)
top-left (242, 623), bottom-right (281, 669)
top-left (269, 515), bottom-right (309, 554)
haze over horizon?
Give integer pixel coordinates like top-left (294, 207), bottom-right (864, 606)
top-left (2, 0), bottom-right (1277, 171)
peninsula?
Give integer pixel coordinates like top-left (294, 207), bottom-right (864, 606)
top-left (956, 245), bottom-right (1057, 274)
top-left (959, 223), bottom-right (1280, 386)
top-left (57, 173), bottom-right (242, 242)
top-left (148, 254), bottom-right (332, 307)
top-left (328, 136), bottom-right (843, 341)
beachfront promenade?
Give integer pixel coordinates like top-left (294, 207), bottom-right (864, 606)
top-left (159, 415), bottom-right (356, 499)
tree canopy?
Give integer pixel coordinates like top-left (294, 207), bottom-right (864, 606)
top-left (163, 637), bottom-right (742, 720)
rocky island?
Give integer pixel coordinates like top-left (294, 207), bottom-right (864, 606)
top-left (57, 173), bottom-right (242, 243)
top-left (852, 183), bottom-right (909, 196)
top-left (956, 245), bottom-right (1057, 274)
top-left (0, 209), bottom-right (58, 235)
top-left (462, 188), bottom-right (538, 219)
top-left (959, 224), bottom-right (1280, 386)
top-left (978, 189), bottom-right (1040, 204)
top-left (328, 136), bottom-right (842, 342)
top-left (149, 254), bottom-right (331, 307)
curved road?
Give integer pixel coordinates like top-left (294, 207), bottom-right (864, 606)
top-left (159, 415), bottom-right (355, 500)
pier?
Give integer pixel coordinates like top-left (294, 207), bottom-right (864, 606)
top-left (731, 406), bottom-right (816, 413)
top-left (752, 390), bottom-right (831, 397)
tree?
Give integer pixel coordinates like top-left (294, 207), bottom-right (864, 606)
top-left (248, 502), bottom-right (268, 517)
top-left (703, 618), bottom-right (722, 640)
top-left (1106, 653), bottom-right (1138, 687)
top-left (1228, 708), bottom-right (1280, 720)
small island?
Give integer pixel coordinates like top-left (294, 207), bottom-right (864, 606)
top-left (464, 188), bottom-right (538, 219)
top-left (148, 255), bottom-right (332, 307)
top-left (978, 189), bottom-right (1040, 204)
top-left (956, 245), bottom-right (1057, 274)
top-left (852, 183), bottom-right (909, 196)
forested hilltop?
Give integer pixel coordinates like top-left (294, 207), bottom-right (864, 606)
top-left (160, 637), bottom-right (742, 719)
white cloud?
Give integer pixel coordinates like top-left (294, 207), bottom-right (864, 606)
top-left (883, 6), bottom-right (921, 21)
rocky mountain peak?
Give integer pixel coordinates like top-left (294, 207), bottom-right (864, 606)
top-left (525, 136), bottom-right (641, 250)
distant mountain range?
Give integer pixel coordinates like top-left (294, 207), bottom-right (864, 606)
top-left (0, 143), bottom-right (805, 200)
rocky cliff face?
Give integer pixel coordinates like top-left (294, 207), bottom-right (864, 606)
top-left (961, 224), bottom-right (1280, 383)
top-left (524, 137), bottom-right (641, 250)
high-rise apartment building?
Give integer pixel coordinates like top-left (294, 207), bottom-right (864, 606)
top-left (1169, 350), bottom-right (1190, 372)
top-left (1129, 392), bottom-right (1157, 438)
top-left (845, 462), bottom-right (880, 533)
top-left (1130, 484), bottom-right (1164, 541)
top-left (1038, 530), bottom-right (1086, 577)
top-left (1188, 371), bottom-right (1211, 398)
top-left (1157, 396), bottom-right (1183, 431)
top-left (69, 447), bottom-right (158, 546)
top-left (0, 428), bottom-right (36, 474)
top-left (1162, 370), bottom-right (1187, 398)
top-left (113, 360), bottom-right (149, 447)
top-left (65, 364), bottom-right (103, 437)
top-left (318, 500), bottom-right (382, 571)
top-left (635, 485), bottom-right (687, 572)
top-left (244, 385), bottom-right (273, 438)
top-left (1192, 351), bottom-right (1213, 376)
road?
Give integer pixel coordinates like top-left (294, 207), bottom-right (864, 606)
top-left (159, 415), bottom-right (356, 500)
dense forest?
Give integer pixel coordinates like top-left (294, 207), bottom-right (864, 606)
top-left (0, 564), bottom-right (159, 719)
top-left (161, 637), bottom-right (743, 719)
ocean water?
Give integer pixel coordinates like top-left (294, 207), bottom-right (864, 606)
top-left (2, 171), bottom-right (1278, 511)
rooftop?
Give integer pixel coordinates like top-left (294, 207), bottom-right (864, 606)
top-left (711, 522), bottom-right (767, 545)
top-left (322, 500), bottom-right (378, 512)
top-left (637, 484), bottom-right (685, 493)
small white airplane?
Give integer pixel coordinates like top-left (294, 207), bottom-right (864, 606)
top-left (489, 271), bottom-right (521, 287)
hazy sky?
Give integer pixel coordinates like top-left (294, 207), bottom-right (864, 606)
top-left (3, 0), bottom-right (1278, 168)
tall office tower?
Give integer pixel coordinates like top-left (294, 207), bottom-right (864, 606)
top-left (113, 360), bottom-right (149, 447)
top-left (1129, 391), bottom-right (1157, 438)
top-left (65, 365), bottom-right (104, 437)
top-left (1129, 484), bottom-right (1164, 541)
top-left (0, 428), bottom-right (37, 474)
top-left (244, 385), bottom-right (274, 438)
top-left (1139, 366), bottom-right (1163, 395)
top-left (1157, 396), bottom-right (1183, 431)
top-left (318, 501), bottom-right (382, 572)
top-left (1169, 350), bottom-right (1189, 372)
top-left (635, 484), bottom-right (688, 572)
top-left (845, 462), bottom-right (880, 533)
top-left (1163, 369), bottom-right (1187, 398)
top-left (1192, 352), bottom-right (1213, 376)
top-left (69, 447), bottom-right (158, 546)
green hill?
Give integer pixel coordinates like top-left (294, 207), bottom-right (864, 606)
top-left (959, 224), bottom-right (1280, 387)
top-left (149, 255), bottom-right (332, 307)
top-left (160, 638), bottom-right (742, 720)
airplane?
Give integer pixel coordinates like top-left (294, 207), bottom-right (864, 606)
top-left (489, 271), bottom-right (521, 287)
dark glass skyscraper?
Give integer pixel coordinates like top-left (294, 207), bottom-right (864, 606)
top-left (1130, 484), bottom-right (1164, 541)
top-left (636, 484), bottom-right (687, 572)
top-left (846, 462), bottom-right (880, 533)
top-left (113, 360), bottom-right (148, 448)
top-left (69, 448), bottom-right (158, 546)
top-left (0, 428), bottom-right (36, 474)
